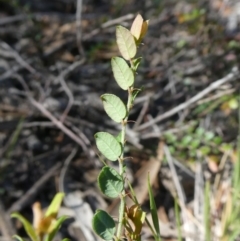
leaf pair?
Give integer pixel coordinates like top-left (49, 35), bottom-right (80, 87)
top-left (116, 14), bottom-right (149, 61)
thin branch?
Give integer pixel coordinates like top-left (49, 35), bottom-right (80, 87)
top-left (13, 74), bottom-right (95, 161)
top-left (58, 59), bottom-right (85, 122)
top-left (76, 0), bottom-right (84, 56)
top-left (0, 41), bottom-right (36, 74)
top-left (136, 67), bottom-right (239, 131)
top-left (8, 162), bottom-right (61, 213)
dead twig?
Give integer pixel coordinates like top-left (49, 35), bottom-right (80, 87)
top-left (58, 59), bottom-right (85, 122)
top-left (0, 41), bottom-right (36, 74)
top-left (76, 0), bottom-right (84, 56)
top-left (0, 200), bottom-right (16, 239)
top-left (8, 162), bottom-right (61, 213)
top-left (136, 67), bottom-right (239, 131)
top-left (13, 74), bottom-right (95, 162)
top-left (59, 147), bottom-right (78, 194)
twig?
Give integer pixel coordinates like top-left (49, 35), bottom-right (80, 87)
top-left (164, 145), bottom-right (186, 204)
top-left (136, 67), bottom-right (239, 131)
top-left (133, 96), bottom-right (150, 129)
top-left (0, 200), bottom-right (16, 239)
top-left (37, 13), bottom-right (135, 58)
top-left (76, 0), bottom-right (84, 56)
top-left (164, 145), bottom-right (200, 241)
top-left (0, 14), bottom-right (26, 25)
top-left (196, 88), bottom-right (235, 105)
top-left (58, 59), bottom-right (85, 122)
top-left (13, 74), bottom-right (95, 162)
top-left (8, 162), bottom-right (61, 213)
top-left (0, 41), bottom-right (36, 74)
top-left (59, 147), bottom-right (78, 194)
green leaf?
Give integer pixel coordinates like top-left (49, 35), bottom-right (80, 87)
top-left (98, 166), bottom-right (124, 198)
top-left (190, 139), bottom-right (200, 149)
top-left (148, 174), bottom-right (160, 239)
top-left (131, 87), bottom-right (143, 102)
top-left (213, 136), bottom-right (222, 144)
top-left (181, 135), bottom-right (193, 146)
top-left (45, 192), bottom-right (64, 218)
top-left (13, 235), bottom-right (27, 241)
top-left (132, 57), bottom-right (142, 71)
top-left (115, 131), bottom-right (122, 143)
top-left (111, 57), bottom-right (134, 90)
top-left (221, 143), bottom-right (233, 151)
top-left (101, 94), bottom-right (127, 123)
top-left (169, 146), bottom-right (175, 154)
top-left (196, 127), bottom-right (205, 137)
top-left (95, 132), bottom-right (122, 161)
top-left (189, 149), bottom-right (197, 157)
top-left (199, 146), bottom-right (211, 155)
top-left (11, 213), bottom-right (38, 241)
top-left (45, 216), bottom-right (69, 241)
top-left (116, 26), bottom-right (136, 60)
top-left (204, 131), bottom-right (215, 141)
top-left (228, 98), bottom-right (238, 109)
top-left (92, 210), bottom-right (116, 240)
top-left (164, 132), bottom-right (177, 144)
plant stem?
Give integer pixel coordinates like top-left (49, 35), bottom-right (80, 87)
top-left (116, 87), bottom-right (133, 240)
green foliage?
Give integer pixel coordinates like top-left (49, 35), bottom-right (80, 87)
top-left (95, 132), bottom-right (122, 161)
top-left (11, 192), bottom-right (67, 241)
top-left (101, 94), bottom-right (127, 123)
top-left (116, 26), bottom-right (136, 60)
top-left (13, 235), bottom-right (27, 241)
top-left (221, 94), bottom-right (240, 240)
top-left (44, 216), bottom-right (69, 241)
top-left (148, 174), bottom-right (161, 241)
top-left (45, 192), bottom-right (64, 218)
top-left (111, 57), bottom-right (134, 90)
top-left (92, 210), bottom-right (116, 241)
top-left (162, 122), bottom-right (231, 163)
top-left (92, 14), bottom-right (161, 241)
top-left (11, 213), bottom-right (38, 241)
top-left (98, 166), bottom-right (124, 198)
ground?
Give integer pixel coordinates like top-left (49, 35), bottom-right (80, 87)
top-left (0, 0), bottom-right (240, 241)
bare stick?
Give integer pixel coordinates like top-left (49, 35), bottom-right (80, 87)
top-left (59, 147), bottom-right (78, 194)
top-left (0, 41), bottom-right (36, 74)
top-left (0, 200), bottom-right (16, 239)
top-left (136, 67), bottom-right (239, 131)
top-left (76, 0), bottom-right (84, 55)
top-left (14, 74), bottom-right (94, 161)
top-left (8, 162), bottom-right (61, 213)
top-left (58, 59), bottom-right (85, 122)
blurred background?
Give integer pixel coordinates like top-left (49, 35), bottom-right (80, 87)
top-left (0, 0), bottom-right (240, 240)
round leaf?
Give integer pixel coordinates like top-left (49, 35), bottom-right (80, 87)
top-left (181, 135), bottom-right (192, 146)
top-left (98, 166), bottom-right (124, 198)
top-left (204, 131), bottom-right (214, 141)
top-left (116, 26), bottom-right (136, 60)
top-left (190, 139), bottom-right (200, 149)
top-left (92, 210), bottom-right (116, 240)
top-left (199, 146), bottom-right (211, 155)
top-left (95, 132), bottom-right (122, 161)
top-left (111, 57), bottom-right (134, 90)
top-left (101, 94), bottom-right (126, 123)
